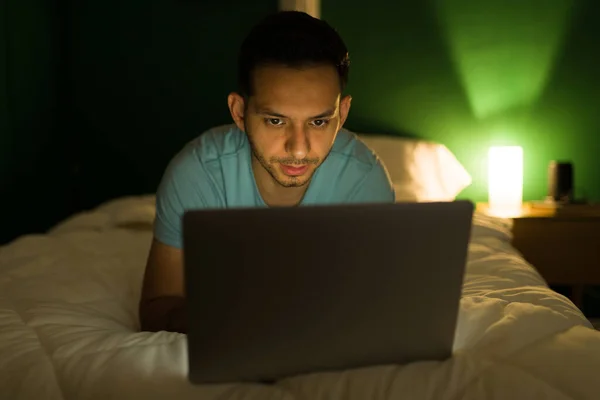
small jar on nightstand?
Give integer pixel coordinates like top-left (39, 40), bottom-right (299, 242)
top-left (476, 202), bottom-right (600, 315)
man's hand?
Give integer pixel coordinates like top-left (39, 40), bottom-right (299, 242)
top-left (139, 239), bottom-right (187, 333)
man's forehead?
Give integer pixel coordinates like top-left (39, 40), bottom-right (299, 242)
top-left (250, 100), bottom-right (339, 117)
top-left (251, 64), bottom-right (341, 94)
top-left (253, 100), bottom-right (339, 112)
top-left (246, 65), bottom-right (342, 117)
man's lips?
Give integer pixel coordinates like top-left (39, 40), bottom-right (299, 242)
top-left (280, 164), bottom-right (309, 176)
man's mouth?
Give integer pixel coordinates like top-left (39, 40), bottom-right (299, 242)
top-left (280, 164), bottom-right (309, 177)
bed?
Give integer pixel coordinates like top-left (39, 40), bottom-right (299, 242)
top-left (2, 134), bottom-right (600, 399)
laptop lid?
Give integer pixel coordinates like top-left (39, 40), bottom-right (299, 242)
top-left (183, 200), bottom-right (473, 384)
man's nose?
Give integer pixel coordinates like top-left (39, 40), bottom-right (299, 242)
top-left (285, 125), bottom-right (310, 160)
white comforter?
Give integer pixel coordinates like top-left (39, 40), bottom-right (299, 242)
top-left (1, 196), bottom-right (599, 400)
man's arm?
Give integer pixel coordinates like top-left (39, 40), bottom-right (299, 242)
top-left (139, 238), bottom-right (187, 333)
top-left (138, 140), bottom-right (217, 333)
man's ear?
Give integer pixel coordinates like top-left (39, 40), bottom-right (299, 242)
top-left (339, 95), bottom-right (352, 127)
top-left (227, 92), bottom-right (246, 132)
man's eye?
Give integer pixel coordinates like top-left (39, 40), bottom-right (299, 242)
top-left (266, 118), bottom-right (283, 126)
top-left (311, 119), bottom-right (329, 127)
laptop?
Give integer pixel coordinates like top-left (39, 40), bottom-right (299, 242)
top-left (183, 200), bottom-right (474, 384)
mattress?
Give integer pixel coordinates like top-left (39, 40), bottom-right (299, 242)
top-left (1, 196), bottom-right (599, 400)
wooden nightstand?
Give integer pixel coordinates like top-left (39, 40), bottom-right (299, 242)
top-left (477, 202), bottom-right (600, 309)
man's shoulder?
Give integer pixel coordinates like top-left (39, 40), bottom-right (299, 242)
top-left (309, 128), bottom-right (394, 204)
top-left (154, 124), bottom-right (246, 247)
top-left (180, 123), bottom-right (247, 164)
top-left (161, 123), bottom-right (247, 189)
top-left (329, 128), bottom-right (381, 168)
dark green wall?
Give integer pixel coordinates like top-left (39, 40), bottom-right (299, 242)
top-left (323, 0), bottom-right (600, 202)
top-left (1, 1), bottom-right (276, 244)
top-left (0, 2), bottom-right (9, 185)
top-left (0, 1), bottom-right (72, 244)
top-left (68, 1), bottom-right (277, 211)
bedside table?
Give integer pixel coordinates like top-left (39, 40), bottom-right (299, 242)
top-left (476, 202), bottom-right (600, 309)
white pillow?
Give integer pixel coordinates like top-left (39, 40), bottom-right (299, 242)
top-left (356, 134), bottom-right (472, 202)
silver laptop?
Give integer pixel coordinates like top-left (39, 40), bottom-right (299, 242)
top-left (183, 200), bottom-right (474, 384)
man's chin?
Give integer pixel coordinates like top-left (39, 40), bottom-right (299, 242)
top-left (274, 171), bottom-right (313, 188)
top-left (276, 177), bottom-right (311, 188)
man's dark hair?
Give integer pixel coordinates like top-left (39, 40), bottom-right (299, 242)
top-left (237, 11), bottom-right (350, 97)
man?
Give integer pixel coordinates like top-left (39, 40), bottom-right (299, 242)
top-left (139, 11), bottom-right (395, 333)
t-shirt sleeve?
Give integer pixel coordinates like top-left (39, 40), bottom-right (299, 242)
top-left (348, 159), bottom-right (396, 204)
top-left (154, 147), bottom-right (219, 248)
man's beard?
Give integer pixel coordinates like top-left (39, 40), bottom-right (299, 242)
top-left (246, 133), bottom-right (321, 188)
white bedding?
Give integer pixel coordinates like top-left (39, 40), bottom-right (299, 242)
top-left (1, 196), bottom-right (600, 400)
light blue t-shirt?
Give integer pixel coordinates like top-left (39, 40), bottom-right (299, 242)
top-left (154, 124), bottom-right (395, 248)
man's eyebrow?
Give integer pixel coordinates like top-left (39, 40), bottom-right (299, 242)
top-left (256, 108), bottom-right (337, 119)
top-left (256, 108), bottom-right (287, 118)
top-left (310, 109), bottom-right (337, 119)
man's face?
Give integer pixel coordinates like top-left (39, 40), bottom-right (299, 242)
top-left (235, 64), bottom-right (351, 188)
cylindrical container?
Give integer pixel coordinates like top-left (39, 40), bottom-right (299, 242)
top-left (547, 161), bottom-right (574, 203)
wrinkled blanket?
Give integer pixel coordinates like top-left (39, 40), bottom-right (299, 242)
top-left (1, 196), bottom-right (599, 400)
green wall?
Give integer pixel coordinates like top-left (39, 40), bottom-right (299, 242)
top-left (0, 2), bottom-right (9, 185)
top-left (0, 0), bottom-right (276, 244)
top-left (68, 1), bottom-right (277, 211)
top-left (323, 0), bottom-right (600, 202)
top-left (0, 0), bottom-right (72, 244)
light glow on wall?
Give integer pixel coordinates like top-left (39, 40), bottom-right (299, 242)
top-left (435, 0), bottom-right (574, 119)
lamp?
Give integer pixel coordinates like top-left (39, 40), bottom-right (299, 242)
top-left (487, 146), bottom-right (523, 218)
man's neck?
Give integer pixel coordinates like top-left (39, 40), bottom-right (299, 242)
top-left (251, 157), bottom-right (308, 207)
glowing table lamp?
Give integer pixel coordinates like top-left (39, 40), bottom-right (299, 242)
top-left (488, 146), bottom-right (523, 218)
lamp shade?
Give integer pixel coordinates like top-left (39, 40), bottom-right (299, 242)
top-left (488, 146), bottom-right (523, 218)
